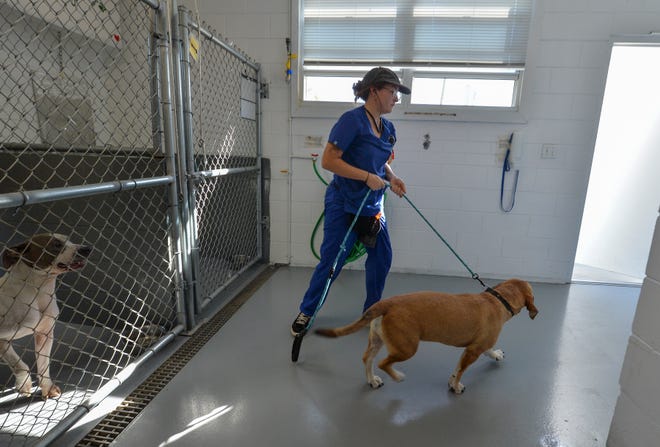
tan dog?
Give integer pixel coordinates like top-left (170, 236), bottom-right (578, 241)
top-left (0, 234), bottom-right (91, 399)
top-left (316, 278), bottom-right (538, 394)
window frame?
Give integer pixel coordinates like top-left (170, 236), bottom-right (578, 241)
top-left (290, 0), bottom-right (529, 123)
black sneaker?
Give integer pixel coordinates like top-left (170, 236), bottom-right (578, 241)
top-left (291, 312), bottom-right (311, 336)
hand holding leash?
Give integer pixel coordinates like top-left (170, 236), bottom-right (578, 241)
top-left (365, 175), bottom-right (405, 198)
top-left (365, 172), bottom-right (386, 191)
top-left (388, 176), bottom-right (406, 197)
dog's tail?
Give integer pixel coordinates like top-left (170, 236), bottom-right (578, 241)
top-left (315, 304), bottom-right (386, 338)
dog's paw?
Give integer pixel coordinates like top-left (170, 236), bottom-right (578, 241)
top-left (368, 375), bottom-right (384, 389)
top-left (449, 382), bottom-right (465, 394)
top-left (448, 375), bottom-right (465, 394)
top-left (483, 348), bottom-right (505, 361)
top-left (40, 382), bottom-right (61, 400)
top-left (490, 349), bottom-right (505, 361)
top-left (391, 369), bottom-right (406, 383)
top-left (15, 373), bottom-right (33, 396)
top-left (448, 382), bottom-right (465, 394)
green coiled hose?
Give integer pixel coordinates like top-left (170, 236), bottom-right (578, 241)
top-left (310, 157), bottom-right (367, 263)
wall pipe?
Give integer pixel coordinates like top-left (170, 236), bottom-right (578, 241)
top-left (176, 5), bottom-right (204, 316)
top-left (256, 62), bottom-right (264, 263)
top-left (139, 0), bottom-right (159, 9)
top-left (155, 1), bottom-right (193, 336)
top-left (146, 2), bottom-right (189, 334)
top-left (1, 142), bottom-right (163, 156)
top-left (0, 176), bottom-right (174, 210)
top-left (168, 1), bottom-right (198, 328)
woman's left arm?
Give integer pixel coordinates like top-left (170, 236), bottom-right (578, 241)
top-left (384, 164), bottom-right (406, 197)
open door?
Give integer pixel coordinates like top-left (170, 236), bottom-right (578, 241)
top-left (574, 38), bottom-right (660, 285)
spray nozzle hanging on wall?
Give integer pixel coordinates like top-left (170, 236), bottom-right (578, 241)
top-left (285, 38), bottom-right (297, 83)
top-left (500, 132), bottom-right (520, 213)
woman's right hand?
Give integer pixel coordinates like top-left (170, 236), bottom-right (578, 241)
top-left (365, 172), bottom-right (386, 190)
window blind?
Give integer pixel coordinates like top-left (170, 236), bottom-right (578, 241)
top-left (302, 0), bottom-right (533, 67)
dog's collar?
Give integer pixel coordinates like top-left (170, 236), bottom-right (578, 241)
top-left (486, 287), bottom-right (515, 316)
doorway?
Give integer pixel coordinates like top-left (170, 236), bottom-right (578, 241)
top-left (573, 41), bottom-right (660, 285)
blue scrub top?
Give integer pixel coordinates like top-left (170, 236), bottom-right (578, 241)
top-left (328, 106), bottom-right (396, 216)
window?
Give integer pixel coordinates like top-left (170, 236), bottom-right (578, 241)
top-left (294, 0), bottom-right (532, 117)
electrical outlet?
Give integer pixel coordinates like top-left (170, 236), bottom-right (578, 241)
top-left (304, 135), bottom-right (323, 148)
top-left (541, 144), bottom-right (558, 159)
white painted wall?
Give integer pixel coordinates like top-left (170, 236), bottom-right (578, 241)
top-left (181, 0), bottom-right (660, 283)
top-left (575, 45), bottom-right (660, 279)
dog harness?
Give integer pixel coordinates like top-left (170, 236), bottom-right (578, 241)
top-left (486, 287), bottom-right (515, 316)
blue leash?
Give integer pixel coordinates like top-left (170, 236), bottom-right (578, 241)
top-left (292, 187), bottom-right (374, 361)
top-left (401, 193), bottom-right (515, 314)
top-left (400, 194), bottom-right (487, 289)
top-left (500, 134), bottom-right (519, 213)
top-left (403, 195), bottom-right (515, 316)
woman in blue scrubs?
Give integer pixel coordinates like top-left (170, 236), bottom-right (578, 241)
top-left (291, 67), bottom-right (410, 335)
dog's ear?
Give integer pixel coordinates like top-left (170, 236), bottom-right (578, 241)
top-left (2, 242), bottom-right (28, 269)
top-left (519, 281), bottom-right (539, 320)
top-left (527, 303), bottom-right (539, 319)
top-left (526, 299), bottom-right (539, 320)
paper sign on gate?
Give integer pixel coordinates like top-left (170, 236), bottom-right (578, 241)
top-left (190, 35), bottom-right (199, 61)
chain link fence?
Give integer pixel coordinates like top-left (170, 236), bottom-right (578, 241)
top-left (0, 1), bottom-right (263, 445)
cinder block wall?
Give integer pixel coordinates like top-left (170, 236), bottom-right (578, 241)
top-left (608, 208), bottom-right (660, 446)
top-left (286, 0), bottom-right (660, 283)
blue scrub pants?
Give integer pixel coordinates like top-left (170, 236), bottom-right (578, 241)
top-left (299, 185), bottom-right (392, 316)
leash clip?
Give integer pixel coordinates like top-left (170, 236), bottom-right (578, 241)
top-left (472, 272), bottom-right (486, 288)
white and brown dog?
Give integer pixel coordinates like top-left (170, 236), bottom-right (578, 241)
top-left (316, 278), bottom-right (538, 394)
top-left (0, 234), bottom-right (91, 399)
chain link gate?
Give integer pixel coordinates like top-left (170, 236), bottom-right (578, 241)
top-left (173, 6), bottom-right (263, 315)
top-left (0, 0), bottom-right (263, 445)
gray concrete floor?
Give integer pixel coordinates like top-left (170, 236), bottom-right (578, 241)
top-left (88, 266), bottom-right (640, 447)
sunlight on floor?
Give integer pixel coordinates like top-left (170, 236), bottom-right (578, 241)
top-left (572, 263), bottom-right (643, 286)
top-left (0, 389), bottom-right (88, 438)
top-left (158, 404), bottom-right (233, 446)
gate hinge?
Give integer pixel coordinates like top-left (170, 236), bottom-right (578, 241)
top-left (260, 82), bottom-right (269, 99)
